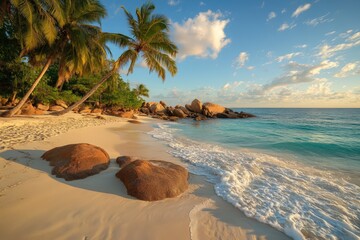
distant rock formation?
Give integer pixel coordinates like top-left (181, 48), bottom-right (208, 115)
top-left (139, 99), bottom-right (255, 121)
top-left (116, 159), bottom-right (188, 201)
top-left (42, 143), bottom-right (110, 180)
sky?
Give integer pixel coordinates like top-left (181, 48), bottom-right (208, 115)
top-left (100, 0), bottom-right (360, 108)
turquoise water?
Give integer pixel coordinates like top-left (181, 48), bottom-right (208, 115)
top-left (150, 108), bottom-right (360, 240)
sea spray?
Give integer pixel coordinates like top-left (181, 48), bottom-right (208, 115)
top-left (150, 122), bottom-right (360, 240)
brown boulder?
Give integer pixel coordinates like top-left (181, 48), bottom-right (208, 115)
top-left (185, 104), bottom-right (193, 112)
top-left (190, 99), bottom-right (202, 113)
top-left (79, 105), bottom-right (91, 114)
top-left (34, 109), bottom-right (44, 115)
top-left (140, 107), bottom-right (150, 115)
top-left (119, 111), bottom-right (134, 119)
top-left (116, 160), bottom-right (188, 201)
top-left (203, 102), bottom-right (225, 117)
top-left (173, 108), bottom-right (187, 118)
top-left (36, 103), bottom-right (49, 111)
top-left (49, 105), bottom-right (65, 111)
top-left (0, 97), bottom-right (8, 106)
top-left (91, 108), bottom-right (103, 114)
top-left (150, 103), bottom-right (165, 113)
top-left (42, 143), bottom-right (110, 180)
top-left (21, 103), bottom-right (36, 115)
top-left (55, 99), bottom-right (68, 109)
top-left (178, 106), bottom-right (190, 115)
top-left (160, 100), bottom-right (167, 108)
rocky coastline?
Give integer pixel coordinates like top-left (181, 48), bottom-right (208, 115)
top-left (138, 98), bottom-right (256, 121)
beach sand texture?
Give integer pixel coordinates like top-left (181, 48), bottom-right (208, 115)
top-left (0, 113), bottom-right (290, 240)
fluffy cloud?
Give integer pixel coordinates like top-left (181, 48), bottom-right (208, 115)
top-left (275, 52), bottom-right (301, 62)
top-left (295, 44), bottom-right (307, 48)
top-left (278, 22), bottom-right (296, 31)
top-left (306, 79), bottom-right (332, 96)
top-left (234, 52), bottom-right (249, 68)
top-left (267, 11), bottom-right (276, 21)
top-left (305, 13), bottom-right (333, 26)
top-left (292, 3), bottom-right (311, 18)
top-left (263, 60), bottom-right (338, 91)
top-left (334, 62), bottom-right (359, 78)
top-left (172, 10), bottom-right (231, 60)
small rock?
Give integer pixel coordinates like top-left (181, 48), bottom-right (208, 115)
top-left (55, 100), bottom-right (68, 109)
top-left (116, 156), bottom-right (137, 168)
top-left (36, 103), bottom-right (49, 111)
top-left (49, 105), bottom-right (65, 111)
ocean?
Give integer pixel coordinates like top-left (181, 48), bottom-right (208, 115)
top-left (149, 108), bottom-right (360, 240)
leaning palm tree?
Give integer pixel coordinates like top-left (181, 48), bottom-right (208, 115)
top-left (134, 84), bottom-right (149, 98)
top-left (54, 2), bottom-right (178, 116)
top-left (2, 0), bottom-right (108, 117)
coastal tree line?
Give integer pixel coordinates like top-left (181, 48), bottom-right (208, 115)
top-left (0, 0), bottom-right (177, 117)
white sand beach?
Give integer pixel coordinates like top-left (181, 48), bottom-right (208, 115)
top-left (0, 113), bottom-right (290, 240)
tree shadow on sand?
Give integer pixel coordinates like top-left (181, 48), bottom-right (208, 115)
top-left (0, 148), bottom-right (134, 200)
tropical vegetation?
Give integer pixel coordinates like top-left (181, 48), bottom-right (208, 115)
top-left (0, 1), bottom-right (177, 117)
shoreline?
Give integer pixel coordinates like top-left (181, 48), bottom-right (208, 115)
top-left (0, 113), bottom-right (290, 240)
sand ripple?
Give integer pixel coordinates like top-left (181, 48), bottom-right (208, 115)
top-left (0, 114), bottom-right (123, 150)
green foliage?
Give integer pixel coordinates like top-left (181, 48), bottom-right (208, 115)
top-left (32, 81), bottom-right (80, 105)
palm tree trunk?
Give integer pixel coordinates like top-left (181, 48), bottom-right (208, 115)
top-left (1, 57), bottom-right (53, 117)
top-left (52, 70), bottom-right (115, 116)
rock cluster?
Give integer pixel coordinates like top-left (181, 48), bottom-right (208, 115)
top-left (42, 143), bottom-right (110, 180)
top-left (139, 99), bottom-right (255, 121)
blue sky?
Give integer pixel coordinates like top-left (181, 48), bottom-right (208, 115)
top-left (100, 0), bottom-right (360, 107)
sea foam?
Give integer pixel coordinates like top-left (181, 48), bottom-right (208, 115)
top-left (150, 123), bottom-right (360, 240)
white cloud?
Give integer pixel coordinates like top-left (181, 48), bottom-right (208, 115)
top-left (172, 10), bottom-right (231, 60)
top-left (305, 13), bottom-right (333, 26)
top-left (168, 0), bottom-right (180, 6)
top-left (263, 60), bottom-right (338, 91)
top-left (223, 81), bottom-right (242, 90)
top-left (309, 60), bottom-right (338, 75)
top-left (275, 52), bottom-right (301, 62)
top-left (292, 3), bottom-right (311, 18)
top-left (348, 31), bottom-right (360, 41)
top-left (306, 79), bottom-right (332, 96)
top-left (267, 11), bottom-right (276, 21)
top-left (247, 66), bottom-right (255, 70)
top-left (234, 52), bottom-right (249, 68)
top-left (334, 62), bottom-right (359, 78)
top-left (318, 40), bottom-right (360, 59)
top-left (281, 9), bottom-right (286, 14)
top-left (261, 1), bottom-right (265, 8)
top-left (200, 1), bottom-right (205, 6)
top-left (295, 44), bottom-right (308, 48)
top-left (278, 22), bottom-right (296, 31)
top-left (325, 31), bottom-right (336, 36)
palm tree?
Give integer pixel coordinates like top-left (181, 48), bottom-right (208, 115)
top-left (1, 0), bottom-right (108, 117)
top-left (54, 2), bottom-right (178, 116)
top-left (1, 0), bottom-right (64, 56)
top-left (134, 84), bottom-right (149, 98)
